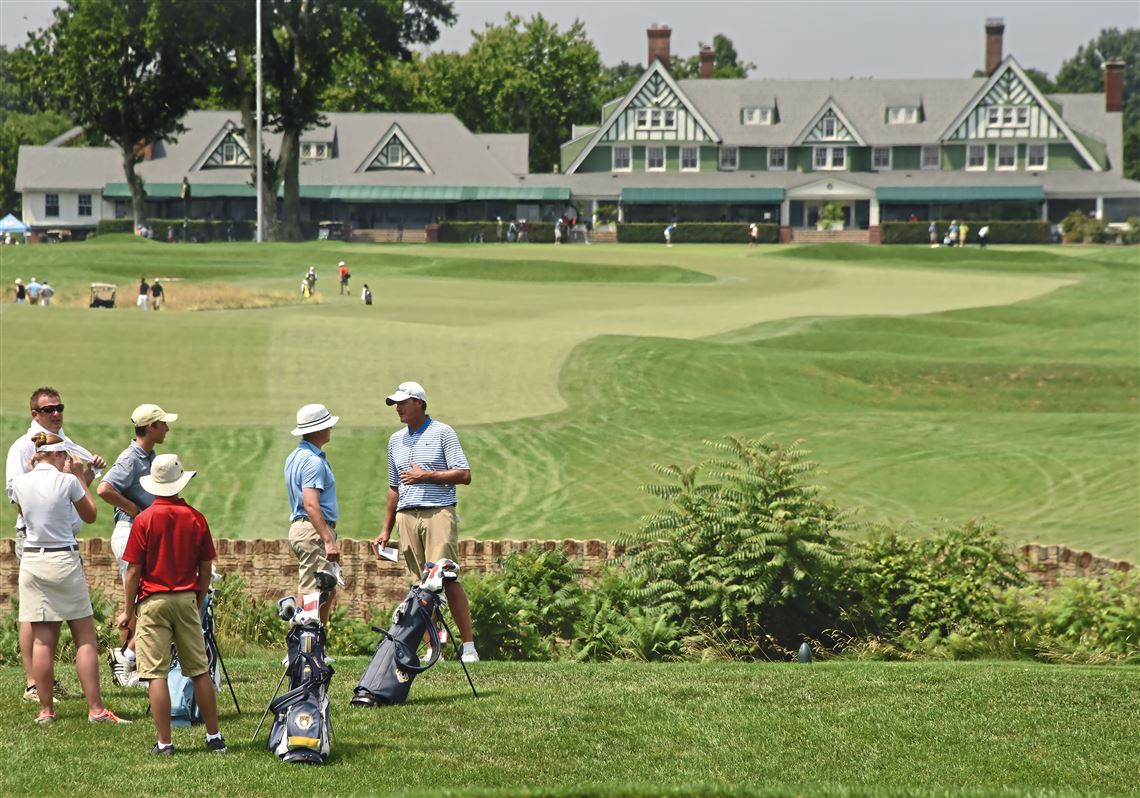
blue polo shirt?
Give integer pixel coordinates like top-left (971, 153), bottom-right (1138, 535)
top-left (103, 441), bottom-right (157, 525)
top-left (387, 417), bottom-right (469, 510)
top-left (284, 440), bottom-right (338, 523)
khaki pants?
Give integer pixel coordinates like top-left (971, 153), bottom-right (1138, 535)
top-left (288, 519), bottom-right (337, 593)
top-left (396, 506), bottom-right (459, 579)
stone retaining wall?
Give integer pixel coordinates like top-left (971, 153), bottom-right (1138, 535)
top-left (0, 538), bottom-right (1131, 619)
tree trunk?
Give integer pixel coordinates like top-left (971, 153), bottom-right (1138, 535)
top-left (121, 147), bottom-right (146, 232)
top-left (280, 130), bottom-right (302, 241)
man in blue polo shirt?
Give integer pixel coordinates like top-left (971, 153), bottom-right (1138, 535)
top-left (284, 403), bottom-right (341, 624)
top-left (375, 381), bottom-right (478, 663)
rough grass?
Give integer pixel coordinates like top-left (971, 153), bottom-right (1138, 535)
top-left (0, 241), bottom-right (1136, 559)
top-left (2, 658), bottom-right (1137, 797)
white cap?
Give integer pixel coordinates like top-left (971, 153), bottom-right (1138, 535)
top-left (385, 381), bottom-right (427, 406)
top-left (292, 403), bottom-right (339, 436)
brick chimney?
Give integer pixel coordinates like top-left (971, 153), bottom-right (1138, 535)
top-left (647, 24), bottom-right (671, 68)
top-left (1105, 59), bottom-right (1125, 112)
top-left (985, 17), bottom-right (1005, 76)
top-left (699, 46), bottom-right (715, 79)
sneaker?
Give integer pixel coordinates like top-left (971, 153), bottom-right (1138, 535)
top-left (460, 648), bottom-right (480, 664)
top-left (34, 711), bottom-right (55, 725)
top-left (89, 708), bottom-right (131, 724)
top-left (148, 743), bottom-right (175, 756)
top-left (107, 647), bottom-right (130, 686)
top-left (52, 680), bottom-right (75, 699)
top-left (22, 685), bottom-right (38, 702)
top-left (205, 736), bottom-right (228, 753)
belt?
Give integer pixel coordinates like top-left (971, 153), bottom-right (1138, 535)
top-left (291, 516), bottom-right (336, 529)
top-left (27, 544), bottom-right (79, 553)
top-left (399, 505), bottom-right (455, 513)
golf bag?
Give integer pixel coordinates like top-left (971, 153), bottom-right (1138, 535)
top-left (168, 593), bottom-right (221, 727)
top-left (265, 578), bottom-right (336, 765)
top-left (350, 560), bottom-right (457, 707)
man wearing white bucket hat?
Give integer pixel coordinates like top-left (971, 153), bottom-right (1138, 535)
top-left (118, 454), bottom-right (226, 755)
top-left (284, 404), bottom-right (341, 623)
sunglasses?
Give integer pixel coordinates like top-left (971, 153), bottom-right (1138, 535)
top-left (35, 404), bottom-right (65, 415)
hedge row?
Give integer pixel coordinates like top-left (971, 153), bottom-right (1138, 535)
top-left (617, 222), bottom-right (779, 244)
top-left (881, 220), bottom-right (1051, 245)
top-left (436, 221), bottom-right (557, 243)
top-left (96, 218), bottom-right (257, 241)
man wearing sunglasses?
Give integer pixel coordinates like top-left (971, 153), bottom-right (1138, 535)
top-left (97, 402), bottom-right (178, 686)
top-left (5, 387), bottom-right (106, 702)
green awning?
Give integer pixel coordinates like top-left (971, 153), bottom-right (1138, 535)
top-left (106, 183), bottom-right (569, 203)
top-left (621, 188), bottom-right (784, 204)
top-left (876, 186), bottom-right (1045, 202)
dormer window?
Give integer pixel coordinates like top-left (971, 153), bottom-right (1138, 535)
top-left (888, 106), bottom-right (918, 124)
top-left (987, 105), bottom-right (1029, 129)
top-left (822, 116), bottom-right (837, 138)
top-left (636, 107), bottom-right (676, 130)
top-left (743, 107), bottom-right (773, 125)
top-left (221, 141), bottom-right (238, 164)
top-left (301, 142), bottom-right (330, 160)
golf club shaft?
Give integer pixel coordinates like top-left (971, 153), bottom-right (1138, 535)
top-left (209, 630), bottom-right (242, 714)
top-left (252, 665), bottom-right (289, 742)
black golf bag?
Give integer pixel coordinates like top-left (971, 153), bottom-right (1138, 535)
top-left (263, 576), bottom-right (336, 765)
top-left (351, 584), bottom-right (443, 707)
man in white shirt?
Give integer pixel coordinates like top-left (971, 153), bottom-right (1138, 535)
top-left (5, 387), bottom-right (105, 701)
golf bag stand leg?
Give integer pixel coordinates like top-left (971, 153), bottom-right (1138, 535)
top-left (437, 612), bottom-right (478, 699)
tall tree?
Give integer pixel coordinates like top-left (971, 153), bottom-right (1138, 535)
top-left (18, 0), bottom-right (210, 229)
top-left (595, 61), bottom-right (643, 107)
top-left (206, 0), bottom-right (455, 240)
top-left (671, 34), bottom-right (754, 80)
top-left (1053, 27), bottom-right (1139, 179)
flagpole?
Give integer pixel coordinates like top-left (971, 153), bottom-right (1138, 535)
top-left (255, 0), bottom-right (263, 243)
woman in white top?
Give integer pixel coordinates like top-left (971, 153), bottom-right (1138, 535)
top-left (11, 432), bottom-right (127, 725)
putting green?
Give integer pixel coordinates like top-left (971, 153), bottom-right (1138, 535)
top-left (0, 241), bottom-right (1134, 560)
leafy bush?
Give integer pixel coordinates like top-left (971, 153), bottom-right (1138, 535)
top-left (1022, 570), bottom-right (1140, 663)
top-left (617, 222), bottom-right (779, 244)
top-left (819, 201), bottom-right (845, 230)
top-left (96, 218), bottom-right (256, 241)
top-left (1060, 211), bottom-right (1112, 244)
top-left (437, 221), bottom-right (555, 243)
top-left (210, 572), bottom-right (283, 653)
top-left (880, 221), bottom-right (1051, 244)
top-left (618, 435), bottom-right (855, 657)
top-left (1122, 217), bottom-right (1140, 245)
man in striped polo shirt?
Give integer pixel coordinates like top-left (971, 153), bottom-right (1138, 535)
top-left (284, 403), bottom-right (341, 624)
top-left (375, 381), bottom-right (479, 663)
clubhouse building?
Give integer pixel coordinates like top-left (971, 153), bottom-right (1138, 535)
top-left (15, 19), bottom-right (1140, 242)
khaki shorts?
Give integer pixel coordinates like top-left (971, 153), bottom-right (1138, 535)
top-left (288, 520), bottom-right (337, 593)
top-left (396, 506), bottom-right (459, 579)
top-left (19, 549), bottom-right (93, 622)
top-left (135, 591), bottom-right (208, 680)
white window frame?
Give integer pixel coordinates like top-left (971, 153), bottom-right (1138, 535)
top-left (888, 107), bottom-right (917, 125)
top-left (680, 146), bottom-right (700, 172)
top-left (987, 105), bottom-right (1031, 129)
top-left (921, 145), bottom-right (941, 170)
top-left (301, 143), bottom-right (313, 158)
top-left (768, 147), bottom-right (787, 171)
top-left (646, 145), bottom-right (666, 172)
top-left (872, 146), bottom-right (892, 170)
top-left (385, 142), bottom-right (404, 165)
top-left (315, 143), bottom-right (327, 159)
top-left (664, 109), bottom-right (676, 128)
top-left (743, 107), bottom-right (772, 125)
top-left (221, 141), bottom-right (238, 164)
top-left (636, 107), bottom-right (677, 131)
top-left (719, 146), bottom-right (738, 171)
top-left (612, 145), bottom-right (631, 172)
top-left (966, 143), bottom-right (987, 170)
top-left (636, 109), bottom-right (648, 128)
top-left (822, 116), bottom-right (836, 138)
top-left (45, 193), bottom-right (59, 217)
top-left (996, 143), bottom-right (1017, 170)
top-left (78, 193), bottom-right (92, 217)
top-left (1027, 143), bottom-right (1047, 170)
top-left (814, 146), bottom-right (847, 170)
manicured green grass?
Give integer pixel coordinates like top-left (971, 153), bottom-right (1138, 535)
top-left (0, 241), bottom-right (1136, 560)
top-left (3, 658), bottom-right (1138, 797)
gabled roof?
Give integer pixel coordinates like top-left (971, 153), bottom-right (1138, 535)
top-left (792, 98), bottom-right (867, 146)
top-left (357, 122), bottom-right (433, 174)
top-left (566, 60), bottom-right (722, 174)
top-left (190, 120), bottom-right (252, 171)
top-left (939, 57), bottom-right (1103, 171)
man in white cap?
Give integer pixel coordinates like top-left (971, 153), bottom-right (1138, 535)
top-left (98, 402), bottom-right (177, 685)
top-left (338, 261), bottom-right (349, 295)
top-left (117, 453), bottom-right (226, 755)
top-left (284, 404), bottom-right (341, 623)
top-left (375, 381), bottom-right (479, 662)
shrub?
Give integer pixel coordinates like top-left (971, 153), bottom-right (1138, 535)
top-left (210, 572), bottom-right (283, 653)
top-left (819, 202), bottom-right (845, 230)
top-left (617, 222), bottom-right (779, 244)
top-left (880, 221), bottom-right (1051, 244)
top-left (618, 434), bottom-right (855, 656)
top-left (96, 218), bottom-right (256, 241)
top-left (1059, 211), bottom-right (1114, 244)
top-left (437, 221), bottom-right (555, 243)
top-left (1022, 570), bottom-right (1140, 663)
top-left (1122, 217), bottom-right (1140, 245)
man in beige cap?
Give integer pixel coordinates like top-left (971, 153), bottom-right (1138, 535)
top-left (118, 453), bottom-right (226, 755)
top-left (98, 402), bottom-right (177, 685)
top-left (284, 404), bottom-right (341, 623)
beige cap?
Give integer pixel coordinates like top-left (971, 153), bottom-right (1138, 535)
top-left (131, 403), bottom-right (178, 426)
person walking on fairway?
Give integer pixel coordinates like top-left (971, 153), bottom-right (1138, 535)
top-left (338, 261), bottom-right (350, 295)
top-left (375, 381), bottom-right (479, 662)
top-left (284, 404), bottom-right (341, 624)
top-left (117, 453), bottom-right (226, 754)
top-left (664, 223), bottom-right (676, 247)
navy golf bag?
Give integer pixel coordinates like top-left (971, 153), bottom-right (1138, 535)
top-left (351, 559), bottom-right (461, 707)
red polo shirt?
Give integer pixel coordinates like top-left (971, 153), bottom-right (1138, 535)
top-left (123, 497), bottom-right (217, 602)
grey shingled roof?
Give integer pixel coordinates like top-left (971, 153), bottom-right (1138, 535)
top-left (1050, 94), bottom-right (1124, 174)
top-left (475, 133), bottom-right (530, 176)
top-left (15, 146), bottom-right (123, 191)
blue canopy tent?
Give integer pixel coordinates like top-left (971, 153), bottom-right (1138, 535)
top-left (0, 214), bottom-right (30, 240)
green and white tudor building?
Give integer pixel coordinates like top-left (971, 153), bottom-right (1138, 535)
top-left (14, 20), bottom-right (1140, 241)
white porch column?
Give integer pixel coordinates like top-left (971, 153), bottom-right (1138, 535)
top-left (590, 199), bottom-right (598, 228)
top-left (1041, 200), bottom-right (1049, 221)
top-left (617, 202), bottom-right (624, 223)
top-left (1095, 196), bottom-right (1104, 220)
top-left (780, 198), bottom-right (790, 227)
top-left (869, 198), bottom-right (880, 227)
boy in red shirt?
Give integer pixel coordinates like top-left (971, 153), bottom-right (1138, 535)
top-left (117, 454), bottom-right (226, 755)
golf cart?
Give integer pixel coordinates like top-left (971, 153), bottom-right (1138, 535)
top-left (89, 283), bottom-right (116, 309)
top-left (317, 221), bottom-right (345, 241)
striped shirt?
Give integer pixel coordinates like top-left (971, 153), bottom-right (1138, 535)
top-left (387, 417), bottom-right (469, 510)
top-left (284, 440), bottom-right (338, 523)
